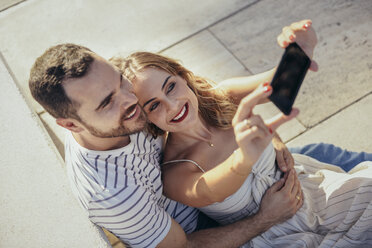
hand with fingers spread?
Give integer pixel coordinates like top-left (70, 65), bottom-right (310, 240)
top-left (277, 19), bottom-right (318, 71)
top-left (232, 83), bottom-right (299, 167)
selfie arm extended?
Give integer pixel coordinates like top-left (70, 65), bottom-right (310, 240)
top-left (216, 67), bottom-right (276, 105)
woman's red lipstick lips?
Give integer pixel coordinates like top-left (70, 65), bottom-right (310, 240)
top-left (171, 103), bottom-right (189, 123)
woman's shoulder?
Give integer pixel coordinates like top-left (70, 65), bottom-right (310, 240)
top-left (163, 141), bottom-right (201, 162)
top-left (163, 141), bottom-right (208, 172)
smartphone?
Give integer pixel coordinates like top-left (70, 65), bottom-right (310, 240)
top-left (269, 42), bottom-right (311, 115)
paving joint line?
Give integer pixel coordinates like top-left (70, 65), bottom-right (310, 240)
top-left (0, 50), bottom-right (28, 103)
top-left (207, 28), bottom-right (254, 75)
top-left (1, 50), bottom-right (46, 115)
top-left (285, 91), bottom-right (372, 143)
top-left (0, 0), bottom-right (27, 13)
top-left (158, 0), bottom-right (260, 53)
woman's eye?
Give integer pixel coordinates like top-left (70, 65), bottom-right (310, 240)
top-left (167, 82), bottom-right (175, 93)
top-left (149, 102), bottom-right (159, 112)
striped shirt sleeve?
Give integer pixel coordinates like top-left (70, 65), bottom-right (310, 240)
top-left (88, 185), bottom-right (172, 248)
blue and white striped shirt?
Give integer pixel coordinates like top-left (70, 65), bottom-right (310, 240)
top-left (65, 131), bottom-right (199, 247)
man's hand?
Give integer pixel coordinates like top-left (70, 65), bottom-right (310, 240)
top-left (256, 169), bottom-right (303, 229)
top-left (272, 132), bottom-right (294, 172)
top-left (277, 19), bottom-right (318, 71)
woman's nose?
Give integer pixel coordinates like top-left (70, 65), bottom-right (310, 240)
top-left (164, 98), bottom-right (178, 112)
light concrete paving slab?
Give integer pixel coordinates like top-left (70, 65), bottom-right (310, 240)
top-left (0, 55), bottom-right (110, 247)
top-left (0, 0), bottom-right (255, 113)
top-left (161, 30), bottom-right (250, 83)
top-left (287, 93), bottom-right (372, 153)
top-left (210, 0), bottom-right (372, 127)
top-left (40, 111), bottom-right (66, 158)
top-left (0, 0), bottom-right (24, 11)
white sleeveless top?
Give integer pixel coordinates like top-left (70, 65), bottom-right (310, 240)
top-left (199, 143), bottom-right (280, 224)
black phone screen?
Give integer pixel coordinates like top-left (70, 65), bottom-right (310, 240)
top-left (269, 42), bottom-right (311, 115)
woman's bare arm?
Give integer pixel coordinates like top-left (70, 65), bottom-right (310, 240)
top-left (215, 68), bottom-right (276, 105)
top-left (162, 147), bottom-right (251, 207)
top-left (158, 170), bottom-right (302, 247)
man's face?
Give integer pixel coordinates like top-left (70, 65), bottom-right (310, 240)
top-left (63, 55), bottom-right (147, 138)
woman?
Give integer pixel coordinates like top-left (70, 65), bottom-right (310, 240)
top-left (111, 23), bottom-right (372, 247)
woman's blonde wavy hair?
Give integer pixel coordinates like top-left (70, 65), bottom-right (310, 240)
top-left (110, 52), bottom-right (237, 137)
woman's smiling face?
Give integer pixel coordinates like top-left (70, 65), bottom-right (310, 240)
top-left (133, 67), bottom-right (199, 132)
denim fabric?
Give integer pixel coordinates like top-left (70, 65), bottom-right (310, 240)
top-left (195, 211), bottom-right (220, 230)
top-left (289, 143), bottom-right (372, 172)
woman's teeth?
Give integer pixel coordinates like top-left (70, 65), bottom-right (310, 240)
top-left (172, 105), bottom-right (186, 121)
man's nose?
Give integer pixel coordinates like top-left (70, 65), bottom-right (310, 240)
top-left (119, 90), bottom-right (138, 108)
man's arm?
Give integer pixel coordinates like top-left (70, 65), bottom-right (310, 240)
top-left (158, 169), bottom-right (302, 248)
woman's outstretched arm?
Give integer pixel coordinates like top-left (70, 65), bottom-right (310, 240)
top-left (216, 68), bottom-right (276, 105)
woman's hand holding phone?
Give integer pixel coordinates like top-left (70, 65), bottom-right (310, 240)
top-left (232, 83), bottom-right (299, 166)
top-left (269, 42), bottom-right (310, 115)
top-left (277, 19), bottom-right (318, 71)
top-left (270, 19), bottom-right (320, 116)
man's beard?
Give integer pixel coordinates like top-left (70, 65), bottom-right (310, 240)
top-left (82, 106), bottom-right (147, 138)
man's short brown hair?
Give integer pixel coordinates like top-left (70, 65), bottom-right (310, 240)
top-left (29, 43), bottom-right (94, 119)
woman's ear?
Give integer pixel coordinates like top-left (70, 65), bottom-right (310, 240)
top-left (56, 118), bottom-right (84, 133)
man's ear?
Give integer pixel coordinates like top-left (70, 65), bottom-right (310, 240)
top-left (56, 118), bottom-right (84, 133)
